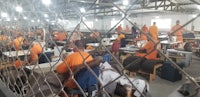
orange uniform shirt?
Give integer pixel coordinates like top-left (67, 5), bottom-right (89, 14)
top-left (56, 51), bottom-right (93, 89)
top-left (9, 36), bottom-right (24, 51)
top-left (149, 25), bottom-right (158, 41)
top-left (135, 41), bottom-right (158, 60)
top-left (171, 25), bottom-right (184, 43)
top-left (14, 60), bottom-right (26, 68)
top-left (30, 43), bottom-right (43, 63)
top-left (117, 25), bottom-right (123, 33)
top-left (54, 32), bottom-right (66, 41)
top-left (125, 26), bottom-right (130, 33)
top-left (0, 35), bottom-right (8, 41)
top-left (141, 26), bottom-right (148, 40)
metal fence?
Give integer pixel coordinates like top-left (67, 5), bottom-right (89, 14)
top-left (0, 0), bottom-right (200, 97)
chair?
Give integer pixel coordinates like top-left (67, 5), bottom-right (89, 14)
top-left (138, 60), bottom-right (163, 82)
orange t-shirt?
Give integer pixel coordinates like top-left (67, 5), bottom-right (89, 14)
top-left (56, 51), bottom-right (93, 89)
top-left (14, 60), bottom-right (26, 68)
top-left (149, 25), bottom-right (158, 41)
top-left (54, 32), bottom-right (66, 41)
top-left (12, 36), bottom-right (24, 51)
top-left (125, 26), bottom-right (130, 33)
top-left (0, 35), bottom-right (8, 41)
top-left (135, 41), bottom-right (158, 60)
top-left (30, 43), bottom-right (43, 63)
top-left (117, 25), bottom-right (123, 33)
top-left (171, 25), bottom-right (184, 42)
top-left (141, 26), bottom-right (148, 40)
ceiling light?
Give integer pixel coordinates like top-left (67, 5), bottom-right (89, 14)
top-left (112, 18), bottom-right (115, 21)
top-left (6, 18), bottom-right (10, 21)
top-left (80, 8), bottom-right (86, 13)
top-left (16, 6), bottom-right (23, 12)
top-left (192, 14), bottom-right (197, 18)
top-left (123, 0), bottom-right (129, 6)
top-left (14, 17), bottom-right (17, 20)
top-left (112, 7), bottom-right (117, 10)
top-left (95, 18), bottom-right (98, 21)
top-left (44, 14), bottom-right (48, 18)
top-left (155, 16), bottom-right (159, 19)
top-left (1, 12), bottom-right (8, 18)
top-left (37, 19), bottom-right (40, 22)
top-left (57, 18), bottom-right (61, 22)
top-left (42, 0), bottom-right (51, 6)
top-left (197, 5), bottom-right (200, 10)
top-left (31, 20), bottom-right (35, 22)
top-left (23, 16), bottom-right (27, 19)
top-left (46, 19), bottom-right (49, 22)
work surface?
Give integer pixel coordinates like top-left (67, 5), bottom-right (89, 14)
top-left (3, 49), bottom-right (54, 57)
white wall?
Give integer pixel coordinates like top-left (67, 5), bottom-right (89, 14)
top-left (66, 14), bottom-right (200, 32)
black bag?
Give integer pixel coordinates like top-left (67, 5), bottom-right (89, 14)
top-left (160, 61), bottom-right (182, 82)
top-left (114, 83), bottom-right (127, 97)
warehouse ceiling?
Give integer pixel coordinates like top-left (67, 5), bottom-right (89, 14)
top-left (0, 0), bottom-right (199, 24)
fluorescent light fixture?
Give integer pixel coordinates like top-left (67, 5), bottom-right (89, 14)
top-left (123, 0), bottom-right (129, 6)
top-left (57, 18), bottom-right (61, 22)
top-left (46, 19), bottom-right (49, 22)
top-left (80, 8), bottom-right (86, 13)
top-left (155, 16), bottom-right (159, 19)
top-left (16, 6), bottom-right (23, 12)
top-left (95, 18), bottom-right (98, 21)
top-left (37, 19), bottom-right (40, 22)
top-left (44, 14), bottom-right (48, 18)
top-left (42, 0), bottom-right (51, 6)
top-left (112, 7), bottom-right (117, 10)
top-left (6, 18), bottom-right (10, 21)
top-left (1, 12), bottom-right (8, 17)
top-left (23, 16), bottom-right (27, 19)
top-left (192, 14), bottom-right (197, 18)
top-left (51, 22), bottom-right (55, 25)
top-left (14, 17), bottom-right (17, 20)
top-left (197, 5), bottom-right (200, 10)
top-left (31, 20), bottom-right (35, 22)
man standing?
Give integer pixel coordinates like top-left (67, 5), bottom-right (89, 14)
top-left (131, 23), bottom-right (137, 39)
top-left (171, 20), bottom-right (185, 47)
top-left (149, 22), bottom-right (158, 41)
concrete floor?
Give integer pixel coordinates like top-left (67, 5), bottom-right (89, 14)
top-left (150, 55), bottom-right (200, 97)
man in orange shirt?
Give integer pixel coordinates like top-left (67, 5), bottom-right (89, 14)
top-left (171, 20), bottom-right (187, 47)
top-left (53, 31), bottom-right (67, 41)
top-left (125, 25), bottom-right (130, 33)
top-left (135, 40), bottom-right (159, 60)
top-left (117, 24), bottom-right (123, 33)
top-left (141, 24), bottom-right (148, 40)
top-left (8, 34), bottom-right (24, 51)
top-left (134, 24), bottom-right (148, 41)
top-left (29, 42), bottom-right (43, 64)
top-left (149, 22), bottom-right (158, 41)
top-left (0, 32), bottom-right (8, 41)
top-left (56, 40), bottom-right (93, 89)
